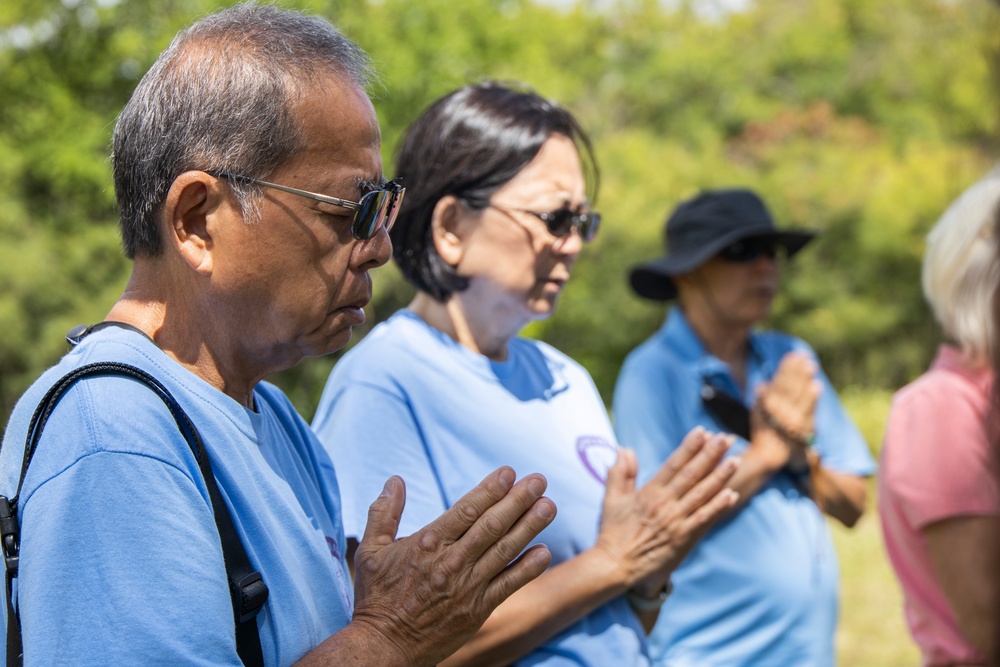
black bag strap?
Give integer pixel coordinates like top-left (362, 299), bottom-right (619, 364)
top-left (700, 378), bottom-right (752, 440)
top-left (0, 361), bottom-right (268, 667)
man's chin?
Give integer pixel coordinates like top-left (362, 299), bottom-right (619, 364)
top-left (299, 325), bottom-right (356, 360)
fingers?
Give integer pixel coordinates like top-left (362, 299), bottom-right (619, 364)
top-left (605, 448), bottom-right (638, 501)
top-left (662, 433), bottom-right (733, 499)
top-left (771, 353), bottom-right (818, 396)
top-left (675, 453), bottom-right (740, 518)
top-left (761, 353), bottom-right (820, 434)
top-left (419, 467), bottom-right (517, 549)
top-left (457, 473), bottom-right (555, 569)
top-left (359, 476), bottom-right (407, 550)
top-left (648, 426), bottom-right (710, 487)
top-left (481, 544), bottom-right (553, 611)
top-left (682, 483), bottom-right (741, 540)
top-left (416, 468), bottom-right (555, 574)
top-left (808, 378), bottom-right (823, 406)
top-left (776, 351), bottom-right (818, 377)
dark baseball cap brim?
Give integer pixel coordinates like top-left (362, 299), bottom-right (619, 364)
top-left (629, 227), bottom-right (817, 301)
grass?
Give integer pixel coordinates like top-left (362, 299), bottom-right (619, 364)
top-left (833, 387), bottom-right (921, 666)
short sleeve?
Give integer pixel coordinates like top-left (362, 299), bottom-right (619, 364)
top-left (882, 373), bottom-right (1000, 529)
top-left (313, 382), bottom-right (447, 538)
top-left (811, 365), bottom-right (877, 476)
top-left (19, 452), bottom-right (240, 666)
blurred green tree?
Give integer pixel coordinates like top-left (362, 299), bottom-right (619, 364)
top-left (1, 0), bottom-right (997, 424)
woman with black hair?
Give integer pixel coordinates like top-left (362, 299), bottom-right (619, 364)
top-left (312, 82), bottom-right (739, 667)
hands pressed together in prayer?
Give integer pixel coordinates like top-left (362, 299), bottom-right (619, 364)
top-left (751, 352), bottom-right (822, 473)
top-left (348, 468), bottom-right (555, 666)
top-left (746, 351), bottom-right (866, 527)
top-left (594, 429), bottom-right (739, 617)
top-left (318, 428), bottom-right (740, 666)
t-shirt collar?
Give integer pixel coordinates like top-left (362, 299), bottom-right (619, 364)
top-left (657, 306), bottom-right (766, 387)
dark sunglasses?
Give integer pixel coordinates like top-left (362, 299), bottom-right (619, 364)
top-left (717, 238), bottom-right (782, 263)
top-left (488, 204), bottom-right (601, 243)
top-left (208, 171), bottom-right (405, 241)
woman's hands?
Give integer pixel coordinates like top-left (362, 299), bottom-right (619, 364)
top-left (593, 428), bottom-right (740, 592)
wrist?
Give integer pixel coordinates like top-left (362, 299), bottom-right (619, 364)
top-left (586, 542), bottom-right (636, 594)
top-left (626, 579), bottom-right (673, 612)
top-left (345, 613), bottom-right (416, 667)
top-left (745, 436), bottom-right (789, 475)
top-left (754, 402), bottom-right (815, 450)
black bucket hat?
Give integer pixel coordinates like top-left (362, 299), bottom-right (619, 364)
top-left (629, 188), bottom-right (818, 301)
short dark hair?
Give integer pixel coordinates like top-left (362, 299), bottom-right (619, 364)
top-left (112, 3), bottom-right (374, 259)
top-left (391, 81), bottom-right (599, 301)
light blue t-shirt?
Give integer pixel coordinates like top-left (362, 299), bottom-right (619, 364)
top-left (612, 307), bottom-right (876, 667)
top-left (0, 327), bottom-right (354, 666)
top-left (312, 309), bottom-right (649, 667)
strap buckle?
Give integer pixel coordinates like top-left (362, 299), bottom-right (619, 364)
top-left (0, 497), bottom-right (20, 576)
top-left (234, 572), bottom-right (268, 623)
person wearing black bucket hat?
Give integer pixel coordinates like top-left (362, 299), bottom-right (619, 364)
top-left (613, 188), bottom-right (876, 667)
top-left (629, 188), bottom-right (816, 301)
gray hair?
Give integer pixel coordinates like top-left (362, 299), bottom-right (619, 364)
top-left (111, 2), bottom-right (374, 258)
top-left (922, 165), bottom-right (1000, 362)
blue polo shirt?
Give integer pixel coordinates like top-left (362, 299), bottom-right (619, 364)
top-left (612, 307), bottom-right (875, 667)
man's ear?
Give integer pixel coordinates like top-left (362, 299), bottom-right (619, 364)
top-left (431, 195), bottom-right (475, 267)
top-left (162, 171), bottom-right (228, 274)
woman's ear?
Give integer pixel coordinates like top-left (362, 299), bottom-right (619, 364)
top-left (431, 195), bottom-right (474, 267)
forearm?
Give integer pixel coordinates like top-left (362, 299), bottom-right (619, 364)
top-left (440, 547), bottom-right (631, 667)
top-left (722, 434), bottom-right (785, 505)
top-left (810, 463), bottom-right (866, 527)
top-left (294, 621), bottom-right (412, 667)
top-left (925, 516), bottom-right (1000, 661)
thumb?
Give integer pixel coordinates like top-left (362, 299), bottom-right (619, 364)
top-left (359, 476), bottom-right (406, 551)
top-left (605, 448), bottom-right (637, 500)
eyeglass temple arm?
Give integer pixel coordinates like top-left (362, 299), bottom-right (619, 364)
top-left (211, 172), bottom-right (361, 212)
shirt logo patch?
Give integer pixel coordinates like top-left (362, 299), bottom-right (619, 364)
top-left (576, 436), bottom-right (618, 485)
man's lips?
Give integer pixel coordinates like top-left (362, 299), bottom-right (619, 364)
top-left (333, 294), bottom-right (371, 320)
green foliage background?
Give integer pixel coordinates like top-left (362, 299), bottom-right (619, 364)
top-left (3, 1), bottom-right (997, 663)
top-left (4, 0), bottom-right (997, 421)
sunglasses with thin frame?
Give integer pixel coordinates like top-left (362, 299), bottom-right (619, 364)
top-left (717, 238), bottom-right (784, 263)
top-left (487, 204), bottom-right (601, 243)
top-left (208, 171), bottom-right (405, 240)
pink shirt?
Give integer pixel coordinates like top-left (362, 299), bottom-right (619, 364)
top-left (879, 345), bottom-right (1000, 666)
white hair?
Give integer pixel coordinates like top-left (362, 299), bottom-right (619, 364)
top-left (922, 165), bottom-right (1000, 361)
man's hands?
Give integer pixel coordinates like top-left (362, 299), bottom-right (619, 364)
top-left (350, 468), bottom-right (556, 667)
top-left (593, 428), bottom-right (740, 594)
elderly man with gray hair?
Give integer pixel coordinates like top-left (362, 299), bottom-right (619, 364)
top-left (0, 5), bottom-right (559, 666)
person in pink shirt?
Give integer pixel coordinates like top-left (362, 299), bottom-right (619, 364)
top-left (880, 167), bottom-right (1000, 666)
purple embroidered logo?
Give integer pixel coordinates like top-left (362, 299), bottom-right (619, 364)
top-left (576, 436), bottom-right (617, 484)
top-left (325, 536), bottom-right (341, 560)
